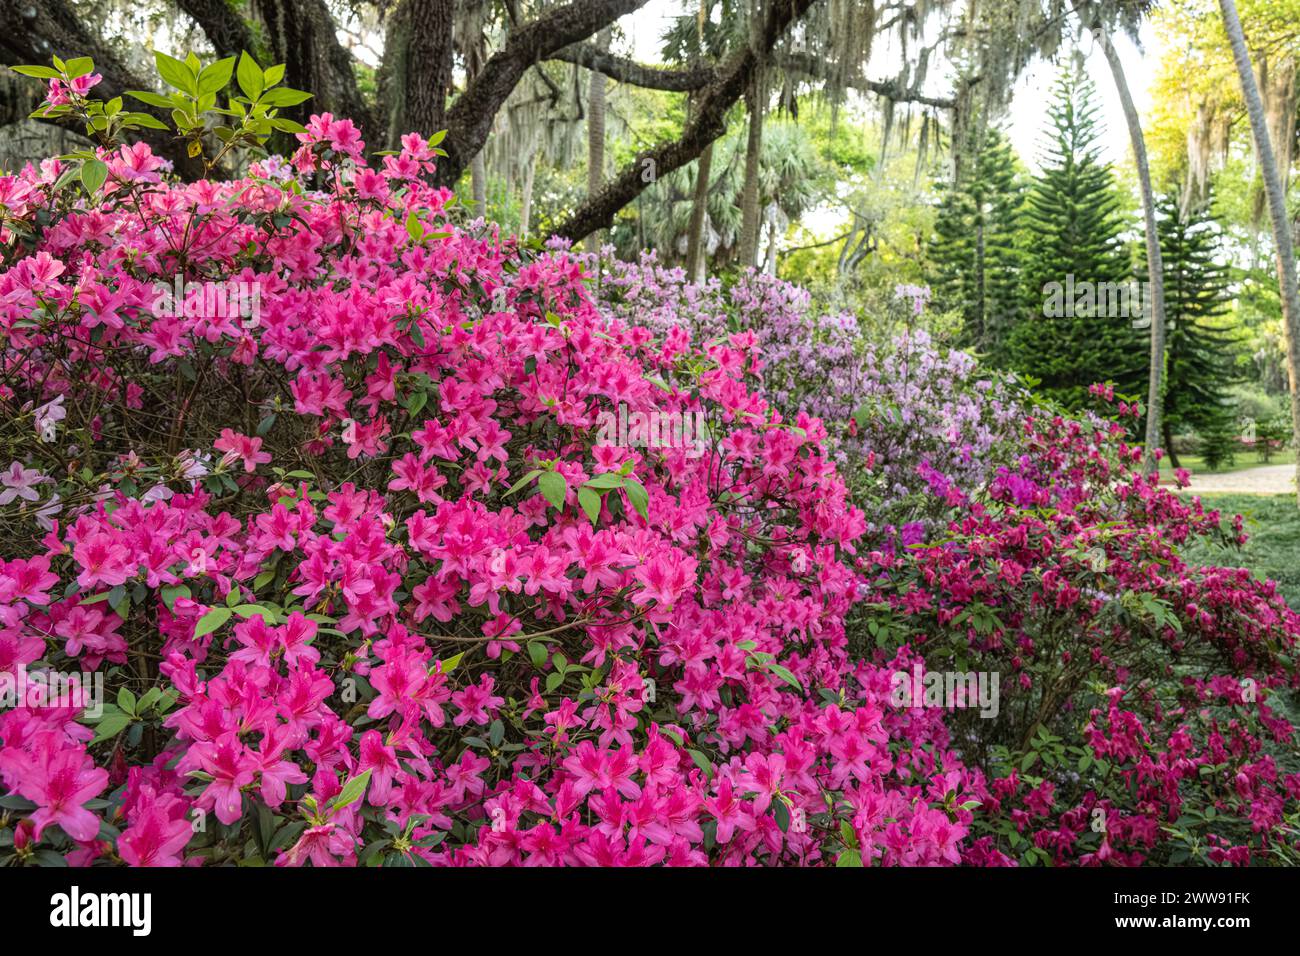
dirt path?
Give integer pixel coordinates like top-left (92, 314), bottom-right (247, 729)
top-left (1169, 463), bottom-right (1296, 496)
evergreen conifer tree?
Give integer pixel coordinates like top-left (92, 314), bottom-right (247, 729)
top-left (930, 128), bottom-right (1024, 358)
top-left (1006, 67), bottom-right (1145, 408)
top-left (1153, 194), bottom-right (1239, 468)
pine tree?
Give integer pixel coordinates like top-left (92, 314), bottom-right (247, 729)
top-left (930, 127), bottom-right (1024, 358)
top-left (1006, 67), bottom-right (1145, 408)
top-left (1152, 194), bottom-right (1239, 468)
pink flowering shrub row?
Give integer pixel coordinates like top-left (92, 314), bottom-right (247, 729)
top-left (860, 392), bottom-right (1300, 865)
top-left (0, 58), bottom-right (985, 866)
top-left (578, 254), bottom-right (1300, 865)
top-left (575, 250), bottom-right (1028, 543)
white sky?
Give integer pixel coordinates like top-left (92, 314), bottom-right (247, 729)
top-left (1007, 25), bottom-right (1159, 172)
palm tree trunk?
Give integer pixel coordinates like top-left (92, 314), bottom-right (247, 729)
top-left (738, 66), bottom-right (766, 269)
top-left (1091, 13), bottom-right (1168, 475)
top-left (685, 141), bottom-right (714, 281)
top-left (1219, 0), bottom-right (1300, 506)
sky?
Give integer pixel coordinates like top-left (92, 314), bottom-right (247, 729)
top-left (1006, 24), bottom-right (1160, 172)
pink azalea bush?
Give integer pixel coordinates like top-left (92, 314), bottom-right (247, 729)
top-left (860, 391), bottom-right (1300, 865)
top-left (0, 54), bottom-right (985, 867)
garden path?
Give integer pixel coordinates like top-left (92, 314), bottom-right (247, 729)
top-left (1174, 464), bottom-right (1296, 495)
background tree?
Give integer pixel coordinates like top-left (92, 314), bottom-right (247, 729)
top-left (1216, 0), bottom-right (1300, 504)
top-left (929, 127), bottom-right (1024, 358)
top-left (1153, 194), bottom-right (1240, 466)
top-left (1006, 66), bottom-right (1145, 407)
top-left (1079, 0), bottom-right (1169, 472)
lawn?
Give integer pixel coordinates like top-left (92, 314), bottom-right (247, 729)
top-left (1181, 493), bottom-right (1300, 609)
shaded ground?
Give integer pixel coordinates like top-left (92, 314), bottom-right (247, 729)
top-left (1179, 493), bottom-right (1300, 610)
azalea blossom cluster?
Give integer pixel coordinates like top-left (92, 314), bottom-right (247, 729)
top-left (0, 99), bottom-right (986, 866)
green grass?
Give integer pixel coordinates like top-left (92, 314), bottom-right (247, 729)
top-left (1180, 493), bottom-right (1300, 609)
top-left (1158, 448), bottom-right (1295, 478)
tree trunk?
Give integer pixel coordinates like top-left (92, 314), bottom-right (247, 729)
top-left (738, 66), bottom-right (766, 269)
top-left (1163, 419), bottom-right (1181, 469)
top-left (471, 150), bottom-right (488, 216)
top-left (435, 0), bottom-right (647, 188)
top-left (685, 140), bottom-right (714, 281)
top-left (520, 155), bottom-right (536, 237)
top-left (1219, 0), bottom-right (1300, 507)
top-left (552, 0), bottom-right (817, 242)
top-left (253, 0), bottom-right (374, 138)
top-left (585, 28), bottom-right (611, 254)
top-left (1092, 12), bottom-right (1169, 475)
top-left (403, 0), bottom-right (455, 140)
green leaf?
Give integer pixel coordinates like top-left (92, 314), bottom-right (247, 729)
top-left (527, 641), bottom-right (548, 668)
top-left (117, 687), bottom-right (137, 715)
top-left (687, 749), bottom-right (713, 778)
top-left (80, 159), bottom-right (108, 195)
top-left (268, 117), bottom-right (307, 134)
top-left (232, 604), bottom-right (275, 622)
top-left (577, 487), bottom-right (601, 525)
top-left (259, 87), bottom-right (312, 108)
top-left (64, 57), bottom-right (95, 79)
top-left (198, 57), bottom-right (235, 96)
top-left (504, 468), bottom-right (541, 497)
top-left (623, 478), bottom-right (649, 520)
top-left (582, 472), bottom-right (624, 490)
top-left (12, 65), bottom-right (62, 79)
top-left (436, 652), bottom-right (463, 675)
top-left (236, 51), bottom-right (263, 101)
top-left (405, 211), bottom-right (425, 242)
top-left (537, 472), bottom-right (567, 510)
top-left (91, 713), bottom-right (131, 744)
top-left (837, 848), bottom-right (863, 867)
top-left (160, 584), bottom-right (190, 611)
top-left (127, 89), bottom-right (175, 109)
top-left (767, 663), bottom-right (802, 692)
top-left (124, 112), bottom-right (170, 130)
top-left (330, 768), bottom-right (372, 813)
top-left (194, 606), bottom-right (233, 639)
top-left (155, 51), bottom-right (197, 96)
top-left (405, 391), bottom-right (428, 418)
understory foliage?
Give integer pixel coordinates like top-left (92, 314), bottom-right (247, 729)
top-left (0, 54), bottom-right (1297, 868)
